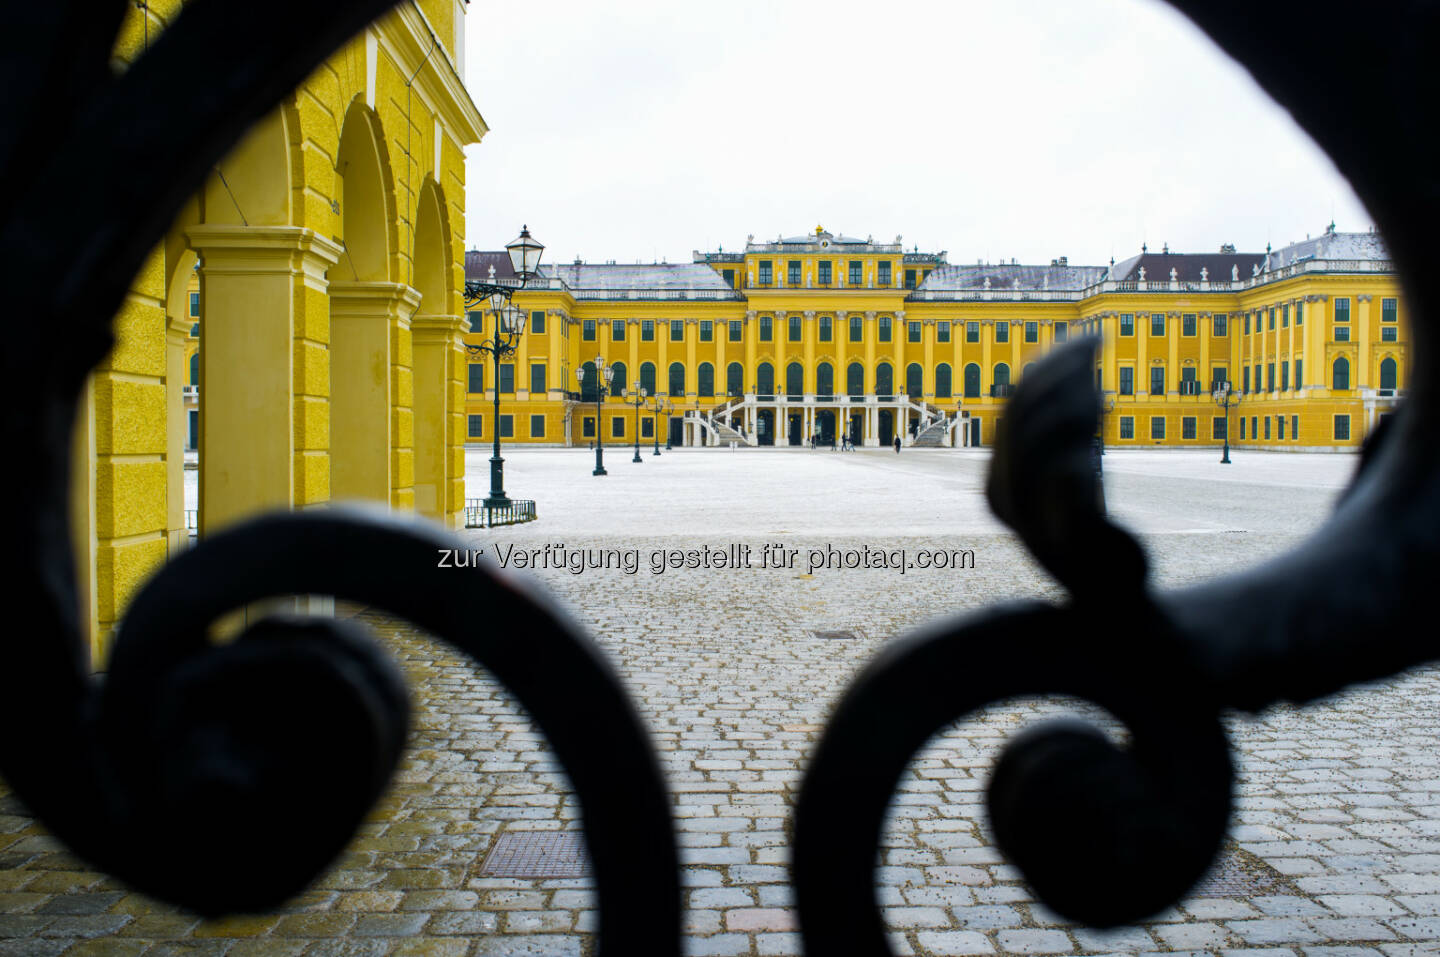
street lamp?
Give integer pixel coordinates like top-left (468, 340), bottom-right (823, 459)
top-left (630, 387), bottom-right (648, 463)
top-left (462, 226), bottom-right (545, 511)
top-left (650, 397), bottom-right (666, 456)
top-left (664, 398), bottom-right (674, 451)
top-left (578, 358), bottom-right (614, 476)
top-left (1214, 380), bottom-right (1239, 464)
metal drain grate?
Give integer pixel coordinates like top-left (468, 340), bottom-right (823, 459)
top-left (810, 629), bottom-right (862, 640)
top-left (480, 831), bottom-right (590, 878)
top-left (1190, 844), bottom-right (1297, 898)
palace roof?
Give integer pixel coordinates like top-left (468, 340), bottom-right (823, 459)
top-left (918, 262), bottom-right (1107, 291)
top-left (542, 261), bottom-right (735, 292)
top-left (1108, 251), bottom-right (1264, 283)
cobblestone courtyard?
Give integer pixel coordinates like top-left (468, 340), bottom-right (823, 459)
top-left (8, 448), bottom-right (1440, 956)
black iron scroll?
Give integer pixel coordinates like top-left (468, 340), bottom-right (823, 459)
top-left (794, 1), bottom-right (1440, 952)
top-left (0, 2), bottom-right (679, 954)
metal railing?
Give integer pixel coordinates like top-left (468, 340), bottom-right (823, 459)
top-left (464, 498), bottom-right (537, 528)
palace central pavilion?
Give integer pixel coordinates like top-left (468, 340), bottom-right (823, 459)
top-left (458, 225), bottom-right (1404, 451)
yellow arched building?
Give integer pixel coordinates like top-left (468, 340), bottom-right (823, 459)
top-left (465, 226), bottom-right (1405, 452)
top-left (74, 0), bottom-right (482, 665)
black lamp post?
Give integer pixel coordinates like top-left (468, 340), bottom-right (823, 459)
top-left (1214, 380), bottom-right (1239, 464)
top-left (463, 226), bottom-right (545, 510)
top-left (664, 398), bottom-right (674, 451)
top-left (580, 358), bottom-right (613, 476)
top-left (651, 398), bottom-right (666, 456)
top-left (630, 388), bottom-right (648, 463)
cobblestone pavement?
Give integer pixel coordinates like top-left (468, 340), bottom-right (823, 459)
top-left (8, 448), bottom-right (1437, 956)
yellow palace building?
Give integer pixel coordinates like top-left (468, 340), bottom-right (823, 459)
top-left (464, 225), bottom-right (1406, 451)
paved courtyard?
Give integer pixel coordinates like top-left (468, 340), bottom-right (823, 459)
top-left (9, 447), bottom-right (1440, 956)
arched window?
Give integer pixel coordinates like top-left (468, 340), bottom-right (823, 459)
top-left (935, 363), bottom-right (952, 399)
top-left (189, 352), bottom-right (199, 387)
top-left (847, 362), bottom-right (864, 397)
top-left (994, 363), bottom-right (1011, 386)
top-left (727, 362), bottom-right (744, 396)
top-left (698, 362), bottom-right (715, 397)
top-left (640, 361), bottom-right (657, 395)
top-left (190, 323), bottom-right (199, 337)
top-left (1333, 356), bottom-right (1350, 391)
top-left (610, 361), bottom-right (627, 396)
top-left (875, 363), bottom-right (893, 396)
top-left (668, 362), bottom-right (686, 396)
top-left (816, 362), bottom-right (834, 396)
top-left (786, 361), bottom-right (804, 397)
top-left (964, 363), bottom-right (981, 398)
top-left (1379, 357), bottom-right (1397, 391)
top-left (757, 362), bottom-right (775, 395)
top-left (905, 363), bottom-right (923, 399)
top-left (579, 360), bottom-right (598, 401)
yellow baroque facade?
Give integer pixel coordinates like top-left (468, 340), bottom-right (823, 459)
top-left (74, 0), bottom-right (483, 665)
top-left (465, 226), bottom-right (1406, 453)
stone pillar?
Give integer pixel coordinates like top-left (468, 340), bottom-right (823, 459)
top-left (1304, 296), bottom-right (1326, 388)
top-left (775, 311), bottom-right (788, 394)
top-left (836, 311), bottom-right (849, 397)
top-left (411, 313), bottom-right (466, 526)
top-left (922, 319), bottom-right (936, 396)
top-left (189, 225), bottom-right (342, 534)
top-left (803, 310), bottom-right (816, 394)
top-left (744, 311), bottom-right (757, 394)
top-left (1357, 294), bottom-right (1373, 388)
top-left (1136, 315), bottom-right (1149, 395)
top-left (328, 281), bottom-right (421, 507)
top-left (1101, 313), bottom-right (1118, 392)
top-left (1167, 312), bottom-right (1180, 394)
top-left (863, 311), bottom-right (876, 395)
top-left (893, 310), bottom-right (906, 386)
top-left (657, 317), bottom-right (669, 397)
top-left (685, 318), bottom-right (698, 398)
top-left (165, 310), bottom-right (192, 555)
top-left (548, 310), bottom-right (565, 398)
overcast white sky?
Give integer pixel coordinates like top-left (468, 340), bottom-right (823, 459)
top-left (462, 0), bottom-right (1370, 268)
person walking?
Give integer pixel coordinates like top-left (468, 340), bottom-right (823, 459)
top-left (893, 434), bottom-right (901, 454)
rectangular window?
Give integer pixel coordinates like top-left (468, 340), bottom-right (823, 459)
top-left (1243, 313), bottom-right (1251, 335)
top-left (612, 319), bottom-right (625, 341)
top-left (1278, 416), bottom-right (1285, 440)
top-left (1296, 359), bottom-right (1303, 384)
top-left (818, 261), bottom-right (832, 285)
top-left (468, 310), bottom-right (484, 333)
top-left (788, 261), bottom-right (801, 285)
top-left (467, 414), bottom-right (483, 438)
top-left (582, 417), bottom-right (595, 438)
top-left (1334, 414), bottom-right (1350, 440)
top-left (1150, 366), bottom-right (1165, 395)
top-left (1282, 305), bottom-right (1290, 327)
top-left (700, 320), bottom-right (713, 342)
top-left (1053, 321), bottom-right (1068, 343)
top-left (499, 414), bottom-right (514, 438)
top-left (1119, 367), bottom-right (1134, 396)
top-left (499, 363), bottom-right (515, 394)
top-left (1268, 308), bottom-right (1276, 330)
top-left (729, 320), bottom-right (742, 341)
top-left (1335, 297), bottom-right (1350, 323)
top-left (1280, 362), bottom-right (1289, 391)
top-left (1263, 417), bottom-right (1271, 440)
top-left (995, 322), bottom-right (1009, 344)
top-left (1334, 325), bottom-right (1351, 342)
top-left (467, 363), bottom-right (484, 394)
top-left (1266, 363), bottom-right (1274, 392)
top-left (1025, 321), bottom-right (1038, 343)
top-left (531, 311), bottom-right (546, 335)
top-left (1292, 414), bottom-right (1299, 439)
top-left (879, 316), bottom-right (892, 342)
top-left (905, 269), bottom-right (917, 289)
top-left (908, 321), bottom-right (922, 343)
top-left (1240, 417), bottom-right (1246, 440)
top-left (1182, 314), bottom-right (1197, 336)
top-left (1381, 326), bottom-right (1398, 342)
top-left (1120, 313), bottom-right (1134, 336)
top-left (820, 316), bottom-right (832, 342)
top-left (878, 261), bottom-right (892, 286)
top-left (641, 418), bottom-right (654, 439)
top-left (1296, 301), bottom-right (1304, 326)
top-left (1211, 366), bottom-right (1228, 389)
top-left (1119, 416), bottom-right (1134, 440)
top-left (612, 416), bottom-right (624, 438)
top-left (1213, 416), bottom-right (1227, 440)
top-left (789, 315), bottom-right (802, 342)
top-left (722, 268), bottom-right (735, 289)
top-left (671, 320), bottom-right (684, 341)
top-left (582, 320), bottom-right (596, 341)
top-left (1383, 297), bottom-right (1398, 323)
top-left (759, 261), bottom-right (773, 285)
top-left (760, 316), bottom-right (773, 341)
top-left (966, 321), bottom-right (980, 343)
top-left (1242, 367), bottom-right (1250, 394)
top-left (641, 319), bottom-right (655, 341)
top-left (1182, 416), bottom-right (1197, 440)
top-left (850, 315), bottom-right (863, 342)
top-left (530, 414), bottom-right (546, 438)
top-left (1213, 314), bottom-right (1228, 336)
top-left (1151, 313), bottom-right (1166, 337)
top-left (189, 292), bottom-right (200, 317)
top-left (530, 364), bottom-right (546, 394)
top-left (849, 261), bottom-right (862, 285)
top-left (937, 321), bottom-right (951, 343)
top-left (1151, 416), bottom-right (1166, 440)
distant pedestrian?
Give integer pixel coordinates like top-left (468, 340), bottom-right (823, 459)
top-left (893, 434), bottom-right (901, 454)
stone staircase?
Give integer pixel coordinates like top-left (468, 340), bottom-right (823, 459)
top-left (709, 419), bottom-right (750, 446)
top-left (911, 416), bottom-right (952, 448)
